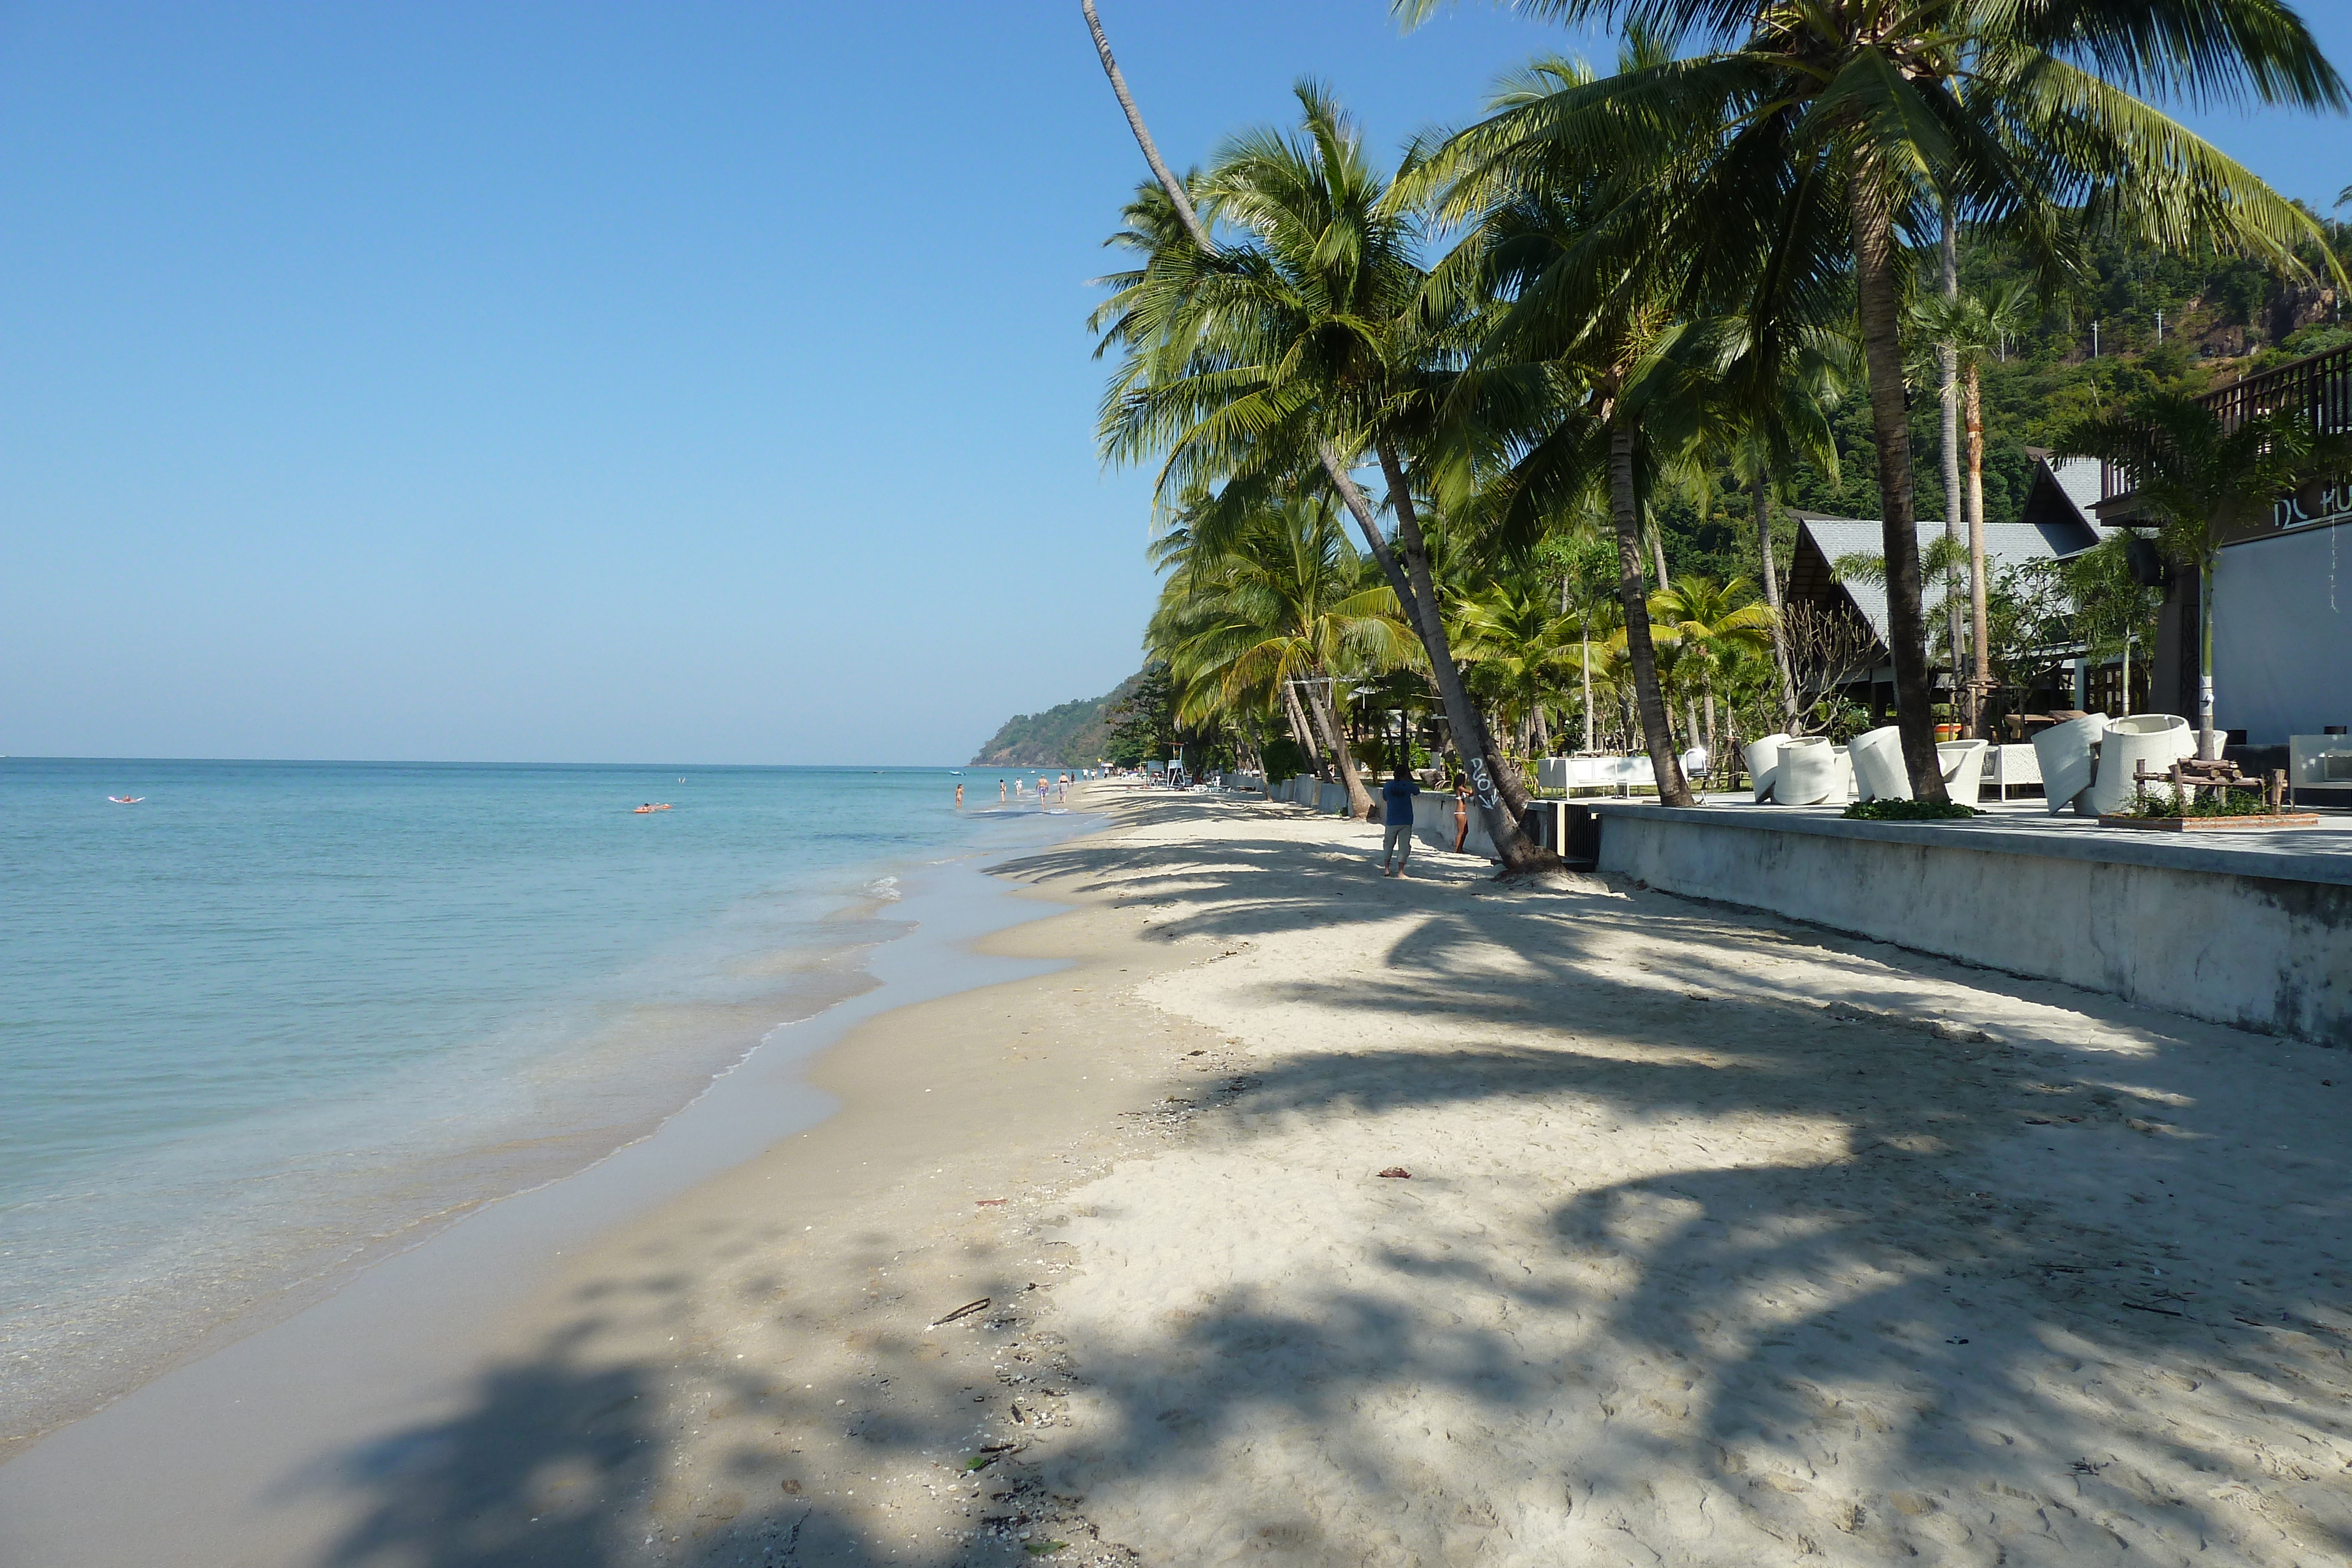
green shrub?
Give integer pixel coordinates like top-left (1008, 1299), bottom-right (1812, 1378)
top-left (1841, 798), bottom-right (1981, 821)
top-left (2120, 785), bottom-right (2271, 818)
top-left (1259, 736), bottom-right (1309, 783)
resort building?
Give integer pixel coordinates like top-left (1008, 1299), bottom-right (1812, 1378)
top-left (2092, 343), bottom-right (2352, 751)
top-left (1782, 447), bottom-right (2117, 721)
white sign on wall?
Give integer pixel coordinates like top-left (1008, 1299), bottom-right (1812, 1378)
top-left (2267, 480), bottom-right (2352, 536)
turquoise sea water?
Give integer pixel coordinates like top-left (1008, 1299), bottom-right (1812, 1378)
top-left (0, 757), bottom-right (1074, 1441)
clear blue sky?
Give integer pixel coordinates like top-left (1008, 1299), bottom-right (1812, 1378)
top-left (4, 2), bottom-right (2344, 765)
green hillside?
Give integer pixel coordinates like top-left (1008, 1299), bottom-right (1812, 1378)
top-left (969, 671), bottom-right (1145, 767)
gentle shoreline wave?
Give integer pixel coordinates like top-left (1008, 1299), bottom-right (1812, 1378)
top-left (0, 758), bottom-right (1068, 1452)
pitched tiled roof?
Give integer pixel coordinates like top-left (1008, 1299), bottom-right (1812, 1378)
top-left (1794, 517), bottom-right (2077, 648)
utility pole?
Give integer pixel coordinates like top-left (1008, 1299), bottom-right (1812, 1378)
top-left (2154, 307), bottom-right (2163, 343)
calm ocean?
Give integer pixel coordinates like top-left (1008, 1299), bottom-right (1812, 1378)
top-left (0, 757), bottom-right (1075, 1445)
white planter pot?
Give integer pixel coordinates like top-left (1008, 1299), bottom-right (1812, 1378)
top-left (1848, 726), bottom-right (1911, 801)
top-left (2030, 712), bottom-right (2106, 815)
top-left (1936, 740), bottom-right (1989, 807)
top-left (1775, 737), bottom-right (1838, 805)
top-left (2085, 713), bottom-right (2199, 817)
top-left (1745, 733), bottom-right (1792, 802)
top-left (1833, 746), bottom-right (1855, 801)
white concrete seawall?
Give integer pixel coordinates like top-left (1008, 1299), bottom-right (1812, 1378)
top-left (1592, 802), bottom-right (2352, 1045)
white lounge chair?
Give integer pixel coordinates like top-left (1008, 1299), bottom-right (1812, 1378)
top-left (2029, 712), bottom-right (2107, 815)
top-left (1848, 726), bottom-right (1910, 801)
top-left (1936, 739), bottom-right (1990, 807)
top-left (2084, 713), bottom-right (2199, 817)
top-left (1776, 737), bottom-right (1839, 805)
top-left (1745, 733), bottom-right (1792, 802)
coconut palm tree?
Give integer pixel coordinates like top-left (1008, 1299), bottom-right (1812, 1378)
top-left (1648, 575), bottom-right (1777, 767)
top-left (1452, 575), bottom-right (1582, 757)
top-left (2058, 392), bottom-right (2352, 760)
top-left (1534, 521), bottom-right (1621, 752)
top-left (1397, 47), bottom-right (1740, 805)
top-left (1397, 0), bottom-right (2346, 799)
top-left (1088, 82), bottom-right (1553, 868)
top-left (1913, 282), bottom-right (2033, 733)
top-left (1702, 312), bottom-right (1853, 730)
top-left (1148, 496), bottom-right (1418, 817)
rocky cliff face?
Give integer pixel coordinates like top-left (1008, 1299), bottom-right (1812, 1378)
top-left (969, 671), bottom-right (1143, 767)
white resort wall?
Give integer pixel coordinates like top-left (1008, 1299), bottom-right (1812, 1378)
top-left (2211, 521), bottom-right (2352, 743)
top-left (1591, 803), bottom-right (2352, 1045)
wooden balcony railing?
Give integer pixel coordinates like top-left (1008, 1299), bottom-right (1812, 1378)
top-left (2098, 341), bottom-right (2352, 505)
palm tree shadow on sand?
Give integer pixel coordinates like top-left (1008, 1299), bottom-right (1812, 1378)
top-left (292, 818), bottom-right (2351, 1565)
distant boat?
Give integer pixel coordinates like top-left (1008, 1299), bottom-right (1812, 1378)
top-left (109, 795), bottom-right (143, 804)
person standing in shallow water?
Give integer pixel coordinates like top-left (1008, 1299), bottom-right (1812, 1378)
top-left (955, 781), bottom-right (964, 810)
top-left (1379, 764), bottom-right (1421, 877)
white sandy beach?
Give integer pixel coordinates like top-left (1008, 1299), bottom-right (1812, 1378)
top-left (8, 782), bottom-right (2348, 1567)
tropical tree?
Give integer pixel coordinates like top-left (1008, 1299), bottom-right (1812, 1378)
top-left (1147, 496), bottom-right (1417, 817)
top-left (1648, 574), bottom-right (1777, 766)
top-left (1452, 574), bottom-right (1582, 757)
top-left (2059, 530), bottom-right (2164, 694)
top-left (1080, 57), bottom-right (1554, 869)
top-left (1405, 47), bottom-right (1717, 808)
top-left (1398, 0), bottom-right (2347, 800)
top-left (2057, 392), bottom-right (2352, 759)
top-left (1707, 318), bottom-right (1852, 730)
top-left (1913, 282), bottom-right (2033, 731)
top-left (1534, 523), bottom-right (1621, 752)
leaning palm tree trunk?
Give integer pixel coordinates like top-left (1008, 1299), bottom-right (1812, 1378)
top-left (1080, 13), bottom-right (1549, 868)
top-left (1281, 680), bottom-right (1326, 780)
top-left (1848, 179), bottom-right (1948, 800)
top-left (1371, 443), bottom-right (1543, 829)
top-left (1608, 424), bottom-right (1695, 805)
top-left (1317, 442), bottom-right (1549, 869)
top-left (1080, 1), bottom-right (1214, 255)
top-left (1305, 677), bottom-right (1377, 818)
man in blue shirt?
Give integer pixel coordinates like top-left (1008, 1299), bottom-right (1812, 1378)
top-left (1379, 763), bottom-right (1421, 877)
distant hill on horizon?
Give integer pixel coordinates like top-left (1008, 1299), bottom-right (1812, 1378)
top-left (969, 671), bottom-right (1142, 767)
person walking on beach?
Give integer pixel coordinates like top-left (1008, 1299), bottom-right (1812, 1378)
top-left (1453, 774), bottom-right (1471, 854)
top-left (1379, 763), bottom-right (1420, 877)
